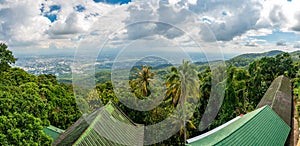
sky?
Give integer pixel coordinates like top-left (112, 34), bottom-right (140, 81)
top-left (1, 0), bottom-right (300, 56)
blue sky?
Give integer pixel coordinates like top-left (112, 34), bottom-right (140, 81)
top-left (0, 0), bottom-right (300, 55)
top-left (41, 1), bottom-right (131, 23)
top-left (93, 0), bottom-right (131, 5)
top-left (250, 31), bottom-right (300, 45)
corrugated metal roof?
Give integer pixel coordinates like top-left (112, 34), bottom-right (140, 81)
top-left (43, 125), bottom-right (65, 140)
top-left (187, 105), bottom-right (290, 146)
top-left (187, 116), bottom-right (241, 144)
top-left (53, 110), bottom-right (98, 145)
top-left (74, 102), bottom-right (144, 146)
top-left (53, 101), bottom-right (143, 146)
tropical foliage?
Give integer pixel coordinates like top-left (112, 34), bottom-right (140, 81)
top-left (1, 42), bottom-right (300, 145)
top-left (0, 44), bottom-right (81, 145)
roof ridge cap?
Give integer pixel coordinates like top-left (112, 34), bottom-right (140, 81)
top-left (271, 76), bottom-right (283, 108)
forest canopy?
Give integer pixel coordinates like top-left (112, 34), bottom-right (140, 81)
top-left (1, 42), bottom-right (300, 145)
top-left (0, 43), bottom-right (81, 145)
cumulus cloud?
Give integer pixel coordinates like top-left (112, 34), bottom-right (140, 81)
top-left (124, 2), bottom-right (157, 40)
top-left (46, 12), bottom-right (85, 36)
top-left (0, 0), bottom-right (50, 46)
top-left (0, 0), bottom-right (117, 50)
top-left (123, 0), bottom-right (264, 42)
top-left (292, 12), bottom-right (300, 31)
top-left (294, 43), bottom-right (300, 48)
top-left (188, 0), bottom-right (262, 41)
top-left (268, 5), bottom-right (287, 27)
top-left (276, 40), bottom-right (287, 46)
top-left (245, 41), bottom-right (258, 47)
top-left (1, 0), bottom-right (300, 54)
top-left (124, 1), bottom-right (189, 40)
top-left (292, 25), bottom-right (300, 32)
top-left (256, 0), bottom-right (300, 33)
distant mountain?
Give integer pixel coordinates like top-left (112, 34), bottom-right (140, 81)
top-left (290, 50), bottom-right (300, 61)
top-left (233, 50), bottom-right (284, 59)
top-left (291, 50), bottom-right (300, 55)
top-left (226, 50), bottom-right (300, 67)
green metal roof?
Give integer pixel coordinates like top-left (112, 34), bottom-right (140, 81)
top-left (187, 105), bottom-right (290, 146)
top-left (43, 125), bottom-right (65, 140)
top-left (53, 116), bottom-right (91, 146)
top-left (53, 101), bottom-right (143, 146)
top-left (73, 102), bottom-right (144, 146)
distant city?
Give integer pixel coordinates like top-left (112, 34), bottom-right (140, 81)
top-left (13, 52), bottom-right (236, 78)
top-left (14, 56), bottom-right (73, 77)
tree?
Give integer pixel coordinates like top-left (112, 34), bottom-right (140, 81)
top-left (224, 65), bottom-right (237, 114)
top-left (0, 68), bottom-right (37, 86)
top-left (170, 110), bottom-right (196, 145)
top-left (131, 65), bottom-right (155, 97)
top-left (247, 53), bottom-right (294, 105)
top-left (38, 74), bottom-right (58, 86)
top-left (166, 66), bottom-right (181, 107)
top-left (45, 84), bottom-right (81, 129)
top-left (0, 43), bottom-right (17, 73)
top-left (0, 47), bottom-right (82, 144)
top-left (275, 52), bottom-right (293, 77)
top-left (166, 60), bottom-right (199, 144)
top-left (0, 112), bottom-right (52, 145)
top-left (193, 67), bottom-right (211, 129)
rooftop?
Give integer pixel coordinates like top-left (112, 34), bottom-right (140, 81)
top-left (187, 105), bottom-right (290, 146)
top-left (256, 75), bottom-right (292, 126)
top-left (43, 125), bottom-right (65, 140)
top-left (53, 101), bottom-right (143, 146)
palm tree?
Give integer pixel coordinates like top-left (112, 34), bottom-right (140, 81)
top-left (166, 60), bottom-right (199, 144)
top-left (170, 111), bottom-right (196, 145)
top-left (131, 65), bottom-right (155, 97)
top-left (166, 66), bottom-right (181, 106)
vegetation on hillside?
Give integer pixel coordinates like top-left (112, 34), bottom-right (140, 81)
top-left (1, 42), bottom-right (300, 145)
top-left (91, 51), bottom-right (298, 145)
top-left (0, 44), bottom-right (81, 145)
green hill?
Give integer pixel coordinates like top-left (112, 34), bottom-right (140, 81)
top-left (226, 50), bottom-right (300, 67)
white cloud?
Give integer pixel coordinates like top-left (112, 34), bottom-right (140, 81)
top-left (244, 29), bottom-right (273, 37)
top-left (245, 41), bottom-right (258, 47)
top-left (269, 5), bottom-right (286, 27)
top-left (293, 42), bottom-right (300, 48)
top-left (0, 0), bottom-right (50, 46)
top-left (0, 0), bottom-right (120, 51)
top-left (47, 12), bottom-right (85, 36)
top-left (116, 1), bottom-right (200, 43)
top-left (291, 12), bottom-right (300, 32)
top-left (191, 0), bottom-right (263, 41)
top-left (257, 0), bottom-right (300, 32)
top-left (276, 40), bottom-right (287, 46)
top-left (1, 0), bottom-right (300, 55)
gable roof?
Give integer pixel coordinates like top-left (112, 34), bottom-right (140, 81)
top-left (256, 75), bottom-right (292, 126)
top-left (187, 105), bottom-right (290, 146)
top-left (53, 101), bottom-right (143, 146)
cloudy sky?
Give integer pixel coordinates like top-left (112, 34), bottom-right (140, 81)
top-left (1, 0), bottom-right (300, 56)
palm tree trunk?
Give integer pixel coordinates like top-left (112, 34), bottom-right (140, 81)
top-left (181, 88), bottom-right (186, 145)
top-left (183, 103), bottom-right (186, 145)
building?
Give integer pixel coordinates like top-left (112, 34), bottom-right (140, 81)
top-left (187, 75), bottom-right (293, 145)
top-left (53, 101), bottom-right (144, 146)
top-left (186, 105), bottom-right (290, 146)
top-left (53, 76), bottom-right (293, 145)
top-left (43, 125), bottom-right (65, 140)
top-left (256, 75), bottom-right (292, 126)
